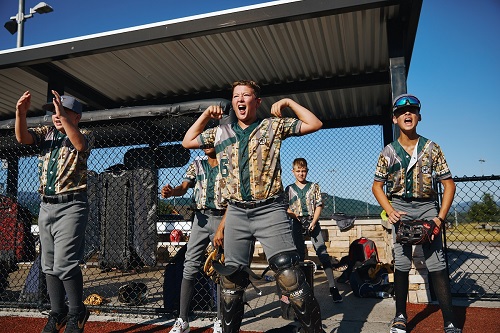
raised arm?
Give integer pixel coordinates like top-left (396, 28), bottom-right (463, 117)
top-left (270, 98), bottom-right (322, 135)
top-left (51, 91), bottom-right (87, 151)
top-left (182, 105), bottom-right (224, 149)
top-left (15, 91), bottom-right (35, 145)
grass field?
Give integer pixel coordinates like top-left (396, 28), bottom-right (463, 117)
top-left (445, 222), bottom-right (500, 242)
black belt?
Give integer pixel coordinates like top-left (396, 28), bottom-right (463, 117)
top-left (392, 195), bottom-right (433, 203)
top-left (229, 195), bottom-right (282, 209)
top-left (198, 209), bottom-right (226, 216)
top-left (41, 192), bottom-right (86, 204)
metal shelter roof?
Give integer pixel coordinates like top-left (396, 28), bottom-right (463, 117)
top-left (0, 0), bottom-right (422, 128)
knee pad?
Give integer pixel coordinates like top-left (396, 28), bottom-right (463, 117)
top-left (269, 251), bottom-right (307, 294)
top-left (270, 253), bottom-right (322, 332)
top-left (269, 251), bottom-right (300, 272)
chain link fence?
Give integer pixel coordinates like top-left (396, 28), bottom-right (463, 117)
top-left (439, 175), bottom-right (500, 299)
top-left (1, 99), bottom-right (497, 317)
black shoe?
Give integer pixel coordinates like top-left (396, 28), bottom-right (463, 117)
top-left (390, 314), bottom-right (407, 333)
top-left (63, 306), bottom-right (90, 333)
top-left (330, 287), bottom-right (343, 303)
top-left (41, 312), bottom-right (68, 333)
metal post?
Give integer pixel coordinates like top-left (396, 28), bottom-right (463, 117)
top-left (330, 169), bottom-right (336, 214)
top-left (16, 0), bottom-right (25, 47)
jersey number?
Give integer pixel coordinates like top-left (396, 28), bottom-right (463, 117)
top-left (219, 158), bottom-right (229, 177)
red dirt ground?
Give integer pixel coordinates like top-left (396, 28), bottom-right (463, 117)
top-left (0, 304), bottom-right (497, 332)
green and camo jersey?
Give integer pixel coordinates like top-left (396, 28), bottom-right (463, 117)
top-left (286, 181), bottom-right (322, 217)
top-left (28, 126), bottom-right (94, 195)
top-left (373, 136), bottom-right (452, 200)
top-left (285, 182), bottom-right (323, 217)
top-left (183, 156), bottom-right (227, 210)
top-left (198, 117), bottom-right (302, 201)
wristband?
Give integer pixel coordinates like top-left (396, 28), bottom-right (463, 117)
top-left (437, 216), bottom-right (445, 224)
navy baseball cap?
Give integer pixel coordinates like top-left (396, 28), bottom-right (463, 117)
top-left (43, 95), bottom-right (83, 115)
top-left (392, 94), bottom-right (421, 113)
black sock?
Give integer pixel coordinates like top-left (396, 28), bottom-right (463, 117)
top-left (179, 278), bottom-right (196, 321)
top-left (45, 274), bottom-right (67, 315)
top-left (394, 269), bottom-right (409, 318)
top-left (62, 270), bottom-right (84, 315)
top-left (429, 269), bottom-right (455, 326)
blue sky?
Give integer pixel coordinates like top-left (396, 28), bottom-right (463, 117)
top-left (0, 0), bottom-right (499, 178)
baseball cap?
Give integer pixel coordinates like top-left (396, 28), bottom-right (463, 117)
top-left (392, 94), bottom-right (421, 113)
top-left (43, 95), bottom-right (83, 115)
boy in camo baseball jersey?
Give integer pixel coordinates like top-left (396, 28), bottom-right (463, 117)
top-left (162, 145), bottom-right (225, 333)
top-left (16, 90), bottom-right (92, 333)
top-left (286, 157), bottom-right (343, 303)
top-left (182, 80), bottom-right (324, 333)
top-left (372, 94), bottom-right (461, 333)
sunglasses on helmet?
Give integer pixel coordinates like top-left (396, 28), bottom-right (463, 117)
top-left (393, 95), bottom-right (421, 112)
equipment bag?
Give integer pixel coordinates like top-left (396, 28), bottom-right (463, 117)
top-left (18, 253), bottom-right (49, 308)
top-left (337, 237), bottom-right (379, 283)
top-left (349, 259), bottom-right (393, 298)
top-left (99, 167), bottom-right (157, 271)
top-left (0, 195), bottom-right (36, 266)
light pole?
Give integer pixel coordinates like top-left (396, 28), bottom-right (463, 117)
top-left (479, 159), bottom-right (486, 175)
top-left (4, 1), bottom-right (54, 48)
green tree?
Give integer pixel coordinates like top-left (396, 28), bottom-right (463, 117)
top-left (467, 193), bottom-right (500, 223)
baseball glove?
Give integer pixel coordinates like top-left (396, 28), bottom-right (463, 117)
top-left (298, 216), bottom-right (313, 235)
top-left (84, 293), bottom-right (110, 313)
top-left (203, 244), bottom-right (224, 283)
top-left (396, 219), bottom-right (440, 245)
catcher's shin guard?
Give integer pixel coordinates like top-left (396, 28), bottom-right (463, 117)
top-left (269, 251), bottom-right (323, 333)
top-left (220, 270), bottom-right (250, 333)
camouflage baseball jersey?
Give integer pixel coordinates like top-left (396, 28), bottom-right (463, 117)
top-left (197, 117), bottom-right (302, 201)
top-left (373, 136), bottom-right (452, 200)
top-left (183, 156), bottom-right (227, 210)
top-left (286, 181), bottom-right (322, 217)
top-left (28, 126), bottom-right (94, 195)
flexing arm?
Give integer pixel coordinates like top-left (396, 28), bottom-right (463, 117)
top-left (270, 98), bottom-right (322, 134)
top-left (161, 181), bottom-right (192, 198)
top-left (15, 91), bottom-right (34, 145)
top-left (434, 177), bottom-right (456, 227)
top-left (372, 180), bottom-right (406, 224)
top-left (182, 105), bottom-right (224, 149)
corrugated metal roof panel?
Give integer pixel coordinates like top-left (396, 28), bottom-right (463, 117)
top-left (0, 1), bottom-right (420, 125)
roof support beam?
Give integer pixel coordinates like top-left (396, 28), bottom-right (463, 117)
top-left (22, 63), bottom-right (118, 110)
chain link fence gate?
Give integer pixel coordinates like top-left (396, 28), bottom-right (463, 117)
top-left (439, 175), bottom-right (500, 299)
